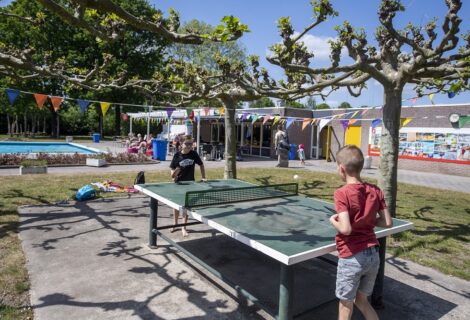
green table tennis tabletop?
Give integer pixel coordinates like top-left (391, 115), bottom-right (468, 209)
top-left (135, 179), bottom-right (413, 265)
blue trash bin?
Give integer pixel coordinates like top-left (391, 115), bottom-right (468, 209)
top-left (153, 139), bottom-right (168, 161)
top-left (289, 144), bottom-right (297, 160)
top-left (92, 133), bottom-right (101, 143)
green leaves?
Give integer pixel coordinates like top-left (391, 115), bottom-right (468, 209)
top-left (311, 0), bottom-right (338, 20)
top-left (212, 16), bottom-right (249, 42)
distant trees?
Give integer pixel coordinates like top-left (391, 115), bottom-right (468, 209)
top-left (316, 103), bottom-right (330, 110)
top-left (339, 102), bottom-right (352, 109)
top-left (248, 97), bottom-right (275, 108)
top-left (279, 99), bottom-right (305, 108)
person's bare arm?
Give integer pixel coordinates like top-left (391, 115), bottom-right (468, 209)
top-left (170, 167), bottom-right (181, 179)
top-left (200, 165), bottom-right (206, 181)
top-left (329, 211), bottom-right (352, 235)
top-left (376, 208), bottom-right (393, 228)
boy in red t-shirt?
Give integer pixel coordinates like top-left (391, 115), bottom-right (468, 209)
top-left (329, 145), bottom-right (392, 320)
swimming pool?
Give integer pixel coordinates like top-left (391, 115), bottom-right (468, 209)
top-left (0, 142), bottom-right (101, 154)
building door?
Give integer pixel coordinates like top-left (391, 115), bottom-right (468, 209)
top-left (345, 126), bottom-right (361, 147)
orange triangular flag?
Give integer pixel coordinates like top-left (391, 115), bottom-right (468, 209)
top-left (349, 119), bottom-right (358, 126)
top-left (100, 102), bottom-right (111, 116)
top-left (50, 96), bottom-right (63, 112)
top-left (302, 118), bottom-right (310, 131)
top-left (33, 94), bottom-right (48, 110)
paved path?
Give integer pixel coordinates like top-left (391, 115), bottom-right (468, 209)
top-left (2, 141), bottom-right (469, 194)
top-left (19, 197), bottom-right (470, 320)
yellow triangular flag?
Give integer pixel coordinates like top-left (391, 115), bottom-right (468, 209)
top-left (311, 118), bottom-right (316, 125)
top-left (428, 93), bottom-right (435, 105)
top-left (273, 116), bottom-right (280, 125)
top-left (218, 107), bottom-right (225, 116)
top-left (100, 102), bottom-right (111, 116)
top-left (400, 117), bottom-right (413, 128)
top-left (302, 118), bottom-right (310, 131)
top-left (351, 111), bottom-right (359, 118)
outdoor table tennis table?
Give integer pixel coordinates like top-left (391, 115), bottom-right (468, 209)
top-left (135, 179), bottom-right (413, 320)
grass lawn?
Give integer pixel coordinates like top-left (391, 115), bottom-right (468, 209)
top-left (1, 167), bottom-right (469, 319)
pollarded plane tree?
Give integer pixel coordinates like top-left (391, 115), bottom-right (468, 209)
top-left (267, 0), bottom-right (470, 217)
top-left (1, 1), bottom-right (368, 179)
top-left (97, 2), bottom-right (368, 179)
top-left (0, 0), bottom-right (249, 139)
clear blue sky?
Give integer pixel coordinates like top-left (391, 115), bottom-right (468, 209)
top-left (2, 0), bottom-right (470, 108)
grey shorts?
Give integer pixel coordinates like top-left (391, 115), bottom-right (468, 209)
top-left (336, 246), bottom-right (380, 301)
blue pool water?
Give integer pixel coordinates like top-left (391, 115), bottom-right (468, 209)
top-left (0, 142), bottom-right (100, 154)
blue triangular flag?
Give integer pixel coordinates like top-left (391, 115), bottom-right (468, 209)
top-left (285, 117), bottom-right (295, 129)
top-left (448, 91), bottom-right (456, 99)
top-left (371, 118), bottom-right (382, 128)
top-left (5, 89), bottom-right (20, 106)
top-left (77, 99), bottom-right (90, 113)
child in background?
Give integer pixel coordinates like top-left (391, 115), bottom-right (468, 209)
top-left (297, 144), bottom-right (305, 166)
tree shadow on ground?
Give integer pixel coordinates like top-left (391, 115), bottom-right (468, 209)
top-left (21, 198), bottom-right (262, 320)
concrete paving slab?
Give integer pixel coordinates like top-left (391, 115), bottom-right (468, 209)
top-left (19, 196), bottom-right (470, 320)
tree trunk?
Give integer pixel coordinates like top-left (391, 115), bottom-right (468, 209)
top-left (31, 114), bottom-right (36, 135)
top-left (220, 97), bottom-right (238, 179)
top-left (56, 113), bottom-right (60, 138)
top-left (115, 105), bottom-right (121, 137)
top-left (23, 114), bottom-right (27, 135)
top-left (378, 88), bottom-right (402, 217)
top-left (15, 115), bottom-right (19, 134)
top-left (7, 115), bottom-right (11, 136)
top-left (99, 114), bottom-right (103, 138)
top-left (50, 107), bottom-right (56, 138)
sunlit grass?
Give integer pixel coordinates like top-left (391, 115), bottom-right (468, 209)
top-left (1, 167), bottom-right (469, 320)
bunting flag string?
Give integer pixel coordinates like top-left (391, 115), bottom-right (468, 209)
top-left (50, 96), bottom-right (63, 112)
top-left (5, 88), bottom-right (20, 106)
top-left (100, 102), bottom-right (111, 116)
top-left (33, 94), bottom-right (48, 110)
